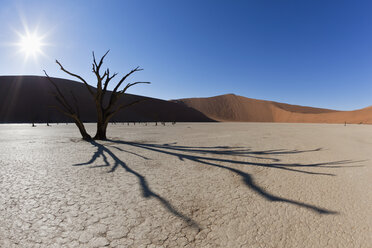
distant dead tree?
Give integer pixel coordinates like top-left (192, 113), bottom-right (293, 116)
top-left (44, 50), bottom-right (150, 140)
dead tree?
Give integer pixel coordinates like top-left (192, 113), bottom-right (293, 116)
top-left (44, 50), bottom-right (150, 140)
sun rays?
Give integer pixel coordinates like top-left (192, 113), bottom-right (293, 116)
top-left (18, 32), bottom-right (43, 57)
top-left (15, 29), bottom-right (48, 60)
top-left (10, 17), bottom-right (51, 63)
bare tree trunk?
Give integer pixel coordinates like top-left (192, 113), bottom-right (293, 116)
top-left (94, 105), bottom-right (108, 140)
top-left (75, 120), bottom-right (92, 141)
top-left (94, 121), bottom-right (108, 140)
top-left (94, 101), bottom-right (106, 140)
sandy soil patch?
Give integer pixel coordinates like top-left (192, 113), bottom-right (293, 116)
top-left (0, 123), bottom-right (371, 247)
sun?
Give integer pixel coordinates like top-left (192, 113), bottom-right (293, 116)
top-left (16, 31), bottom-right (46, 59)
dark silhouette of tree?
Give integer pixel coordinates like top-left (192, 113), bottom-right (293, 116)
top-left (44, 50), bottom-right (150, 140)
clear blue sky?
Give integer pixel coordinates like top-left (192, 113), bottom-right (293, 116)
top-left (1, 0), bottom-right (372, 110)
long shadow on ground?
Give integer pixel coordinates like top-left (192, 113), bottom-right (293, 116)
top-left (74, 140), bottom-right (200, 229)
top-left (74, 140), bottom-right (363, 228)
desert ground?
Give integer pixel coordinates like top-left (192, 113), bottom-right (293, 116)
top-left (0, 123), bottom-right (371, 247)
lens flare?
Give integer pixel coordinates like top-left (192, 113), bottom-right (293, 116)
top-left (16, 31), bottom-right (46, 60)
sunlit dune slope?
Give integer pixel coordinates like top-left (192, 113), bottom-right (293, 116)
top-left (174, 94), bottom-right (372, 124)
top-left (0, 76), bottom-right (213, 123)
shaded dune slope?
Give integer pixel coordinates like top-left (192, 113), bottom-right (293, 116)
top-left (174, 94), bottom-right (372, 124)
top-left (0, 76), bottom-right (213, 123)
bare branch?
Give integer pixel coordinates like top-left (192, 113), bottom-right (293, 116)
top-left (55, 60), bottom-right (95, 96)
top-left (105, 81), bottom-right (150, 112)
top-left (120, 81), bottom-right (151, 94)
top-left (92, 50), bottom-right (110, 72)
top-left (92, 50), bottom-right (110, 91)
top-left (107, 99), bottom-right (148, 121)
top-left (103, 69), bottom-right (118, 93)
top-left (100, 70), bottom-right (108, 81)
top-left (98, 50), bottom-right (110, 69)
top-left (44, 70), bottom-right (75, 114)
top-left (112, 66), bottom-right (143, 94)
top-left (92, 51), bottom-right (97, 68)
top-left (106, 67), bottom-right (147, 111)
top-left (70, 90), bottom-right (81, 118)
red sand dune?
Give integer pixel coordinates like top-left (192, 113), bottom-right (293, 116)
top-left (2, 76), bottom-right (372, 124)
top-left (174, 94), bottom-right (372, 124)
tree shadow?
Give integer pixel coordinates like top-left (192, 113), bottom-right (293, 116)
top-left (74, 140), bottom-right (200, 229)
top-left (74, 140), bottom-right (364, 228)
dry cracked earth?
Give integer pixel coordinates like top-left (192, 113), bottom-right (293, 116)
top-left (0, 123), bottom-right (371, 247)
